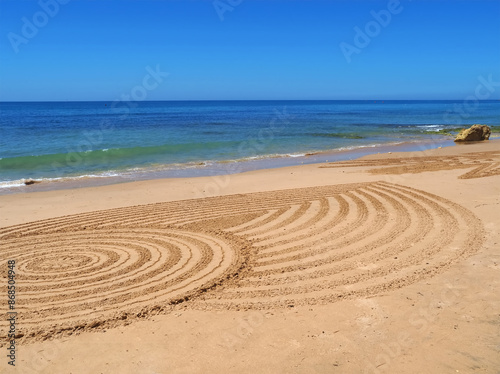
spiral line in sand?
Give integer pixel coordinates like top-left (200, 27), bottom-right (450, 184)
top-left (0, 181), bottom-right (484, 343)
top-left (0, 228), bottom-right (243, 342)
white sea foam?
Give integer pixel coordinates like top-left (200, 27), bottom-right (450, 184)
top-left (0, 171), bottom-right (124, 189)
top-left (0, 180), bottom-right (26, 188)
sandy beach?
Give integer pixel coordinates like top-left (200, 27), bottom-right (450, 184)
top-left (1, 140), bottom-right (499, 374)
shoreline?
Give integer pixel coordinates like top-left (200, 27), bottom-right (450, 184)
top-left (0, 137), bottom-right (460, 196)
top-left (0, 138), bottom-right (498, 228)
top-left (0, 138), bottom-right (499, 373)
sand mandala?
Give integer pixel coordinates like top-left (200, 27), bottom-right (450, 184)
top-left (319, 150), bottom-right (500, 179)
top-left (0, 182), bottom-right (484, 343)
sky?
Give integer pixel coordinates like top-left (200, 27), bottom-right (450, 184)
top-left (0, 0), bottom-right (499, 101)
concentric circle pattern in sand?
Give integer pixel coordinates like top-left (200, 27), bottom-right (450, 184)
top-left (0, 181), bottom-right (484, 342)
top-left (0, 227), bottom-right (242, 342)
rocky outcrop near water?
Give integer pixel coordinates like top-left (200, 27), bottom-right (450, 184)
top-left (454, 125), bottom-right (491, 142)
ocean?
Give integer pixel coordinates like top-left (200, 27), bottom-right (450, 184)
top-left (1, 100), bottom-right (499, 193)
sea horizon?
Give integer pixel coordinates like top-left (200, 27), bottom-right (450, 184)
top-left (1, 99), bottom-right (499, 194)
top-left (2, 99), bottom-right (500, 102)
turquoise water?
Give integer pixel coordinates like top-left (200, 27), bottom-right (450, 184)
top-left (1, 100), bottom-right (499, 189)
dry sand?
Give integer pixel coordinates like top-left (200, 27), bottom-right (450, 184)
top-left (0, 140), bottom-right (499, 374)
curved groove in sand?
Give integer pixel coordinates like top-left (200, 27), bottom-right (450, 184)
top-left (0, 181), bottom-right (484, 344)
top-left (319, 150), bottom-right (500, 179)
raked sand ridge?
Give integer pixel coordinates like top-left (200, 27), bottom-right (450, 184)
top-left (0, 140), bottom-right (499, 374)
top-left (0, 180), bottom-right (485, 343)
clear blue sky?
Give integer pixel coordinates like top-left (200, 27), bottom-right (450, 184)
top-left (0, 0), bottom-right (499, 101)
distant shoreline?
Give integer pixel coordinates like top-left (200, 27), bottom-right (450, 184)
top-left (2, 99), bottom-right (500, 103)
top-left (3, 137), bottom-right (497, 195)
top-left (2, 100), bottom-right (499, 194)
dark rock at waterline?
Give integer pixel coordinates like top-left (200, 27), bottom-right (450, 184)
top-left (454, 125), bottom-right (491, 142)
top-left (24, 180), bottom-right (40, 185)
